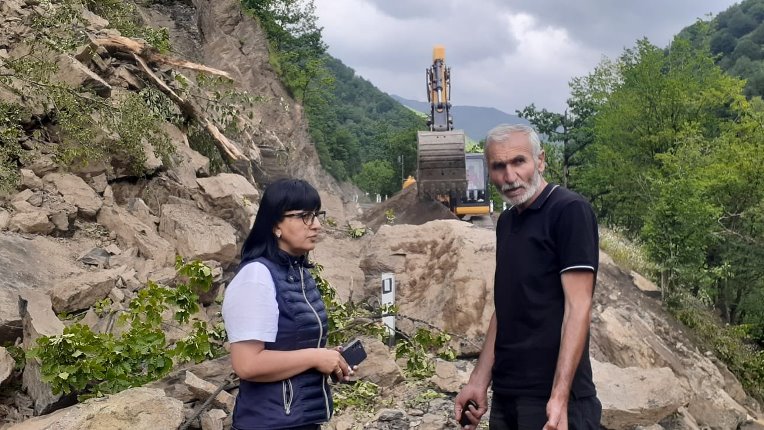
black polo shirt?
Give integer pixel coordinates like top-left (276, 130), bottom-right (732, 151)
top-left (492, 183), bottom-right (598, 398)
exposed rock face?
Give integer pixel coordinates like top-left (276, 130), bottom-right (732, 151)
top-left (592, 251), bottom-right (754, 428)
top-left (154, 0), bottom-right (359, 225)
top-left (360, 220), bottom-right (495, 354)
top-left (7, 387), bottom-right (184, 430)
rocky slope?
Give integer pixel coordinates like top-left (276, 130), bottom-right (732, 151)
top-left (0, 1), bottom-right (762, 429)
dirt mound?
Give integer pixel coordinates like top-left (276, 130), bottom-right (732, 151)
top-left (360, 184), bottom-right (458, 231)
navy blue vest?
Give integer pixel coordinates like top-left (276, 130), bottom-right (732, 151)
top-left (233, 255), bottom-right (332, 430)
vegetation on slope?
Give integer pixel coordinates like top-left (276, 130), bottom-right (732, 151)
top-left (242, 0), bottom-right (425, 197)
top-left (679, 0), bottom-right (764, 98)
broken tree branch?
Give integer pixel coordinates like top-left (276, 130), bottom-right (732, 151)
top-left (91, 35), bottom-right (233, 79)
top-left (130, 52), bottom-right (246, 164)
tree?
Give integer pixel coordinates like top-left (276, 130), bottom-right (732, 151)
top-left (576, 37), bottom-right (745, 232)
top-left (353, 160), bottom-right (395, 196)
top-left (710, 31), bottom-right (737, 55)
top-left (732, 38), bottom-right (762, 61)
top-left (727, 8), bottom-right (758, 38)
top-left (516, 101), bottom-right (594, 189)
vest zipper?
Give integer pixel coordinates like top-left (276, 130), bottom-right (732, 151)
top-left (299, 267), bottom-right (331, 420)
top-left (282, 378), bottom-right (293, 415)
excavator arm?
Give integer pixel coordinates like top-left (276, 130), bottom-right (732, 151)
top-left (417, 45), bottom-right (467, 202)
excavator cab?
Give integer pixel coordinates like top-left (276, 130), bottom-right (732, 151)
top-left (454, 153), bottom-right (490, 218)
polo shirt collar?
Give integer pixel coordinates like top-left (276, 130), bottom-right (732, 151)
top-left (526, 183), bottom-right (559, 211)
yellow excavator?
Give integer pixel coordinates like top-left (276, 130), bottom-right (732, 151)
top-left (415, 45), bottom-right (490, 218)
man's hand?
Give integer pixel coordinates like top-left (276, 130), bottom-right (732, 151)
top-left (543, 397), bottom-right (568, 430)
top-left (454, 383), bottom-right (488, 429)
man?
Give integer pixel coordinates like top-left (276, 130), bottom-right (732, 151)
top-left (454, 124), bottom-right (601, 430)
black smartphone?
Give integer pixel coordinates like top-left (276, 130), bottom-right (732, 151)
top-left (340, 338), bottom-right (367, 367)
top-left (459, 400), bottom-right (478, 427)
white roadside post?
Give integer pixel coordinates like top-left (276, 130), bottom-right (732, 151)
top-left (381, 272), bottom-right (396, 346)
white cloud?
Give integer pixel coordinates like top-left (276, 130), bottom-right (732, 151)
top-left (314, 0), bottom-right (737, 113)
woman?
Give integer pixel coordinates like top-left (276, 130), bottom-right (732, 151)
top-left (223, 178), bottom-right (352, 430)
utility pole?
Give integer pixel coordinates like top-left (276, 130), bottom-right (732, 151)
top-left (398, 154), bottom-right (404, 182)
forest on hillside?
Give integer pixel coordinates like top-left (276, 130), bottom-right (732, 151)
top-left (679, 0), bottom-right (764, 98)
top-left (242, 0), bottom-right (424, 198)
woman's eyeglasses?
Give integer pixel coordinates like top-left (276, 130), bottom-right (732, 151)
top-left (283, 210), bottom-right (326, 225)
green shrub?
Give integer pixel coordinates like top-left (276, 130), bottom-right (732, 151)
top-left (28, 260), bottom-right (225, 399)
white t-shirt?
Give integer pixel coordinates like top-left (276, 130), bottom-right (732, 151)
top-left (222, 262), bottom-right (279, 343)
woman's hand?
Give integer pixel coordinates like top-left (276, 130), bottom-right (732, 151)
top-left (314, 348), bottom-right (353, 381)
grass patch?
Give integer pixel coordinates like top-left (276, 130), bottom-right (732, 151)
top-left (599, 226), bottom-right (657, 279)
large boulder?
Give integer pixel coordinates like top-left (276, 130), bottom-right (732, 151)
top-left (311, 234), bottom-right (366, 302)
top-left (351, 337), bottom-right (404, 388)
top-left (9, 211), bottom-right (53, 235)
top-left (97, 205), bottom-right (175, 266)
top-left (53, 54), bottom-right (112, 98)
top-left (687, 387), bottom-right (748, 430)
top-left (0, 346), bottom-right (14, 385)
top-left (594, 359), bottom-right (691, 429)
top-left (147, 355), bottom-right (231, 402)
top-left (360, 220), bottom-right (495, 354)
top-left (196, 173), bottom-right (259, 234)
top-left (158, 203), bottom-right (237, 266)
top-left (0, 234), bottom-right (83, 343)
top-left (7, 387), bottom-right (184, 430)
top-left (49, 267), bottom-right (126, 313)
top-left (19, 290), bottom-right (67, 416)
top-left (44, 173), bottom-right (103, 218)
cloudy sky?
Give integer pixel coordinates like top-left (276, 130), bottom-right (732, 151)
top-left (314, 0), bottom-right (738, 114)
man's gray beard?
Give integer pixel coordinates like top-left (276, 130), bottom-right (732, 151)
top-left (500, 169), bottom-right (543, 207)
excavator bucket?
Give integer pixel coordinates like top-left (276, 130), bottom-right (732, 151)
top-left (416, 130), bottom-right (467, 200)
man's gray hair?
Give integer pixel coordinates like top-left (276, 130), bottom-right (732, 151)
top-left (485, 124), bottom-right (542, 157)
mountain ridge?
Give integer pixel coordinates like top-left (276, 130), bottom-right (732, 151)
top-left (391, 94), bottom-right (529, 141)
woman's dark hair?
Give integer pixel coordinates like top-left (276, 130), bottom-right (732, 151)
top-left (240, 178), bottom-right (321, 267)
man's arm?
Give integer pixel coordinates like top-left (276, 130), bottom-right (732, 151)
top-left (454, 311), bottom-right (496, 428)
top-left (544, 270), bottom-right (595, 430)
